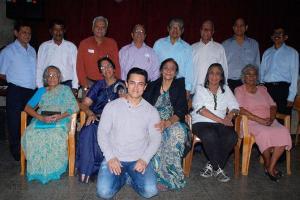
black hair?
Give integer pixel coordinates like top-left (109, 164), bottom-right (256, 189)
top-left (49, 19), bottom-right (65, 29)
top-left (126, 67), bottom-right (148, 83)
top-left (272, 24), bottom-right (287, 35)
top-left (204, 63), bottom-right (225, 93)
top-left (233, 17), bottom-right (248, 26)
top-left (97, 56), bottom-right (116, 73)
top-left (14, 20), bottom-right (32, 32)
top-left (159, 58), bottom-right (179, 73)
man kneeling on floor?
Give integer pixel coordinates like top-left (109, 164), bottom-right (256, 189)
top-left (96, 67), bottom-right (162, 199)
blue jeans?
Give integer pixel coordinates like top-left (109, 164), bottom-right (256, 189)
top-left (96, 160), bottom-right (158, 199)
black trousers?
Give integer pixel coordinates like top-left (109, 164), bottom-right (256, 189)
top-left (192, 122), bottom-right (237, 170)
top-left (264, 82), bottom-right (292, 115)
top-left (228, 79), bottom-right (243, 93)
top-left (6, 83), bottom-right (35, 158)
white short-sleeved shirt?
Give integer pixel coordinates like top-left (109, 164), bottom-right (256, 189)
top-left (191, 85), bottom-right (239, 124)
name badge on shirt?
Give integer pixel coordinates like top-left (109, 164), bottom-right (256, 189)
top-left (88, 49), bottom-right (95, 54)
top-left (144, 53), bottom-right (150, 63)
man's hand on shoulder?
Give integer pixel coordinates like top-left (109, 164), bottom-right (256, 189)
top-left (134, 159), bottom-right (147, 174)
top-left (108, 157), bottom-right (122, 175)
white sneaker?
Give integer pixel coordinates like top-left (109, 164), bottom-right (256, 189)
top-left (214, 167), bottom-right (230, 182)
top-left (200, 162), bottom-right (214, 178)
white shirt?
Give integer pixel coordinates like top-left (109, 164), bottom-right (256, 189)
top-left (191, 39), bottom-right (228, 93)
top-left (191, 85), bottom-right (239, 124)
top-left (36, 39), bottom-right (78, 88)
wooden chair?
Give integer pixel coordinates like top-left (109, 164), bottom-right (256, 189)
top-left (20, 111), bottom-right (78, 176)
top-left (182, 115), bottom-right (241, 177)
top-left (293, 95), bottom-right (300, 146)
top-left (235, 114), bottom-right (291, 176)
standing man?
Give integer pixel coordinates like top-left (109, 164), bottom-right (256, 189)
top-left (77, 16), bottom-right (121, 90)
top-left (97, 67), bottom-right (161, 199)
top-left (0, 21), bottom-right (36, 161)
top-left (119, 24), bottom-right (159, 81)
top-left (36, 19), bottom-right (78, 93)
top-left (192, 20), bottom-right (228, 93)
top-left (222, 18), bottom-right (260, 91)
top-left (153, 18), bottom-right (193, 93)
top-left (260, 26), bottom-right (299, 115)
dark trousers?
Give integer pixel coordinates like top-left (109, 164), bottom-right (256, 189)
top-left (264, 82), bottom-right (292, 115)
top-left (192, 122), bottom-right (237, 170)
top-left (6, 83), bottom-right (35, 159)
top-left (228, 79), bottom-right (243, 93)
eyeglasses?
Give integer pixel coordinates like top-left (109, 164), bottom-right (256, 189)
top-left (134, 30), bottom-right (145, 34)
top-left (47, 73), bottom-right (59, 78)
top-left (100, 64), bottom-right (113, 71)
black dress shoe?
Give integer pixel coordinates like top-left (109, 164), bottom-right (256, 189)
top-left (266, 172), bottom-right (279, 182)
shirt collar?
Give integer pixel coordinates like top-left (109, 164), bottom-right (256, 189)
top-left (130, 41), bottom-right (146, 48)
top-left (167, 36), bottom-right (182, 45)
top-left (272, 43), bottom-right (286, 50)
top-left (51, 39), bottom-right (65, 45)
top-left (200, 38), bottom-right (213, 45)
top-left (122, 97), bottom-right (145, 108)
top-left (14, 39), bottom-right (30, 50)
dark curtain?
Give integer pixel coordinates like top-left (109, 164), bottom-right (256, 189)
top-left (31, 0), bottom-right (299, 53)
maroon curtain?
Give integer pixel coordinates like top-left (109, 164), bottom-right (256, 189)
top-left (31, 0), bottom-right (299, 53)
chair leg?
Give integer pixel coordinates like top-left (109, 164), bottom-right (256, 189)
top-left (286, 150), bottom-right (291, 175)
top-left (68, 134), bottom-right (75, 176)
top-left (295, 123), bottom-right (300, 146)
top-left (20, 149), bottom-right (25, 176)
top-left (241, 138), bottom-right (254, 176)
top-left (234, 139), bottom-right (241, 177)
top-left (183, 142), bottom-right (196, 177)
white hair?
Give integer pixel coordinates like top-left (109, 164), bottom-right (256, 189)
top-left (92, 16), bottom-right (108, 29)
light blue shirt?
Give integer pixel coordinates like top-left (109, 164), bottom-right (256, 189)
top-left (260, 43), bottom-right (299, 101)
top-left (0, 40), bottom-right (36, 89)
top-left (153, 36), bottom-right (193, 91)
top-left (222, 36), bottom-right (260, 80)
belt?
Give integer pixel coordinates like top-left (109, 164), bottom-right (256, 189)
top-left (264, 81), bottom-right (290, 86)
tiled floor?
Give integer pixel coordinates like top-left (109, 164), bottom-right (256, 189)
top-left (0, 140), bottom-right (299, 200)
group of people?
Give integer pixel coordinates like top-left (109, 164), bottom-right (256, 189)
top-left (0, 15), bottom-right (298, 199)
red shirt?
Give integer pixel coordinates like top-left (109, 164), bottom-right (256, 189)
top-left (76, 36), bottom-right (121, 87)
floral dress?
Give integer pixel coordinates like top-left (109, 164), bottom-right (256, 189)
top-left (152, 91), bottom-right (188, 190)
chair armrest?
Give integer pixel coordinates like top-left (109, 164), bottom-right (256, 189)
top-left (235, 114), bottom-right (249, 138)
top-left (79, 111), bottom-right (86, 129)
top-left (185, 114), bottom-right (192, 130)
top-left (20, 111), bottom-right (27, 137)
top-left (275, 113), bottom-right (290, 131)
top-left (68, 113), bottom-right (77, 136)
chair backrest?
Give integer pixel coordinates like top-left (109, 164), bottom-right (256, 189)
top-left (294, 95), bottom-right (300, 111)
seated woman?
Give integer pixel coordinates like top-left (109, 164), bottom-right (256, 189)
top-left (191, 63), bottom-right (239, 183)
top-left (21, 66), bottom-right (79, 184)
top-left (76, 56), bottom-right (125, 183)
top-left (235, 64), bottom-right (292, 182)
top-left (143, 58), bottom-right (188, 190)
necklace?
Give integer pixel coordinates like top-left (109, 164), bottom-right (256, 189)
top-left (161, 85), bottom-right (168, 93)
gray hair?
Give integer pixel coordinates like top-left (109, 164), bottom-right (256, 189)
top-left (168, 18), bottom-right (184, 30)
top-left (43, 66), bottom-right (62, 87)
top-left (241, 64), bottom-right (259, 83)
top-left (92, 16), bottom-right (108, 29)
